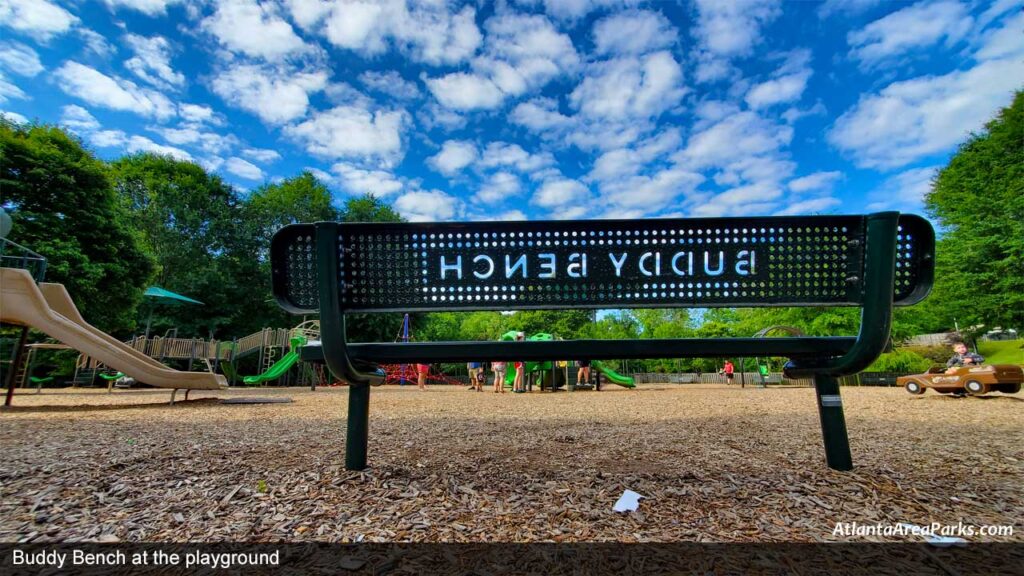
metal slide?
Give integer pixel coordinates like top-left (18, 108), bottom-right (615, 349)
top-left (1, 268), bottom-right (225, 390)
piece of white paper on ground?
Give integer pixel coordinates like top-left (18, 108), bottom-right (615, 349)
top-left (613, 489), bottom-right (644, 512)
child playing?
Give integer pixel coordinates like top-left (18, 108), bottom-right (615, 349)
top-left (416, 364), bottom-right (429, 390)
top-left (492, 361), bottom-right (507, 393)
top-left (945, 342), bottom-right (984, 374)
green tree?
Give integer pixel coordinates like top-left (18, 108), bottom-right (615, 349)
top-left (925, 91), bottom-right (1024, 332)
top-left (0, 121), bottom-right (154, 333)
top-left (341, 194), bottom-right (404, 223)
top-left (109, 154), bottom-right (273, 338)
top-left (245, 171), bottom-right (339, 255)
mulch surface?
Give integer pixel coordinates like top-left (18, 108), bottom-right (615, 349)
top-left (0, 385), bottom-right (1020, 543)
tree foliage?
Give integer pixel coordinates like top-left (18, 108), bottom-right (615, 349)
top-left (0, 121), bottom-right (154, 333)
top-left (924, 90), bottom-right (1024, 332)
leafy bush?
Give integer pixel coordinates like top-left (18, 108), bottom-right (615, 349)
top-left (868, 349), bottom-right (933, 373)
top-left (903, 345), bottom-right (952, 365)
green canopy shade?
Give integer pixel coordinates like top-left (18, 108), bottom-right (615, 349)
top-left (144, 286), bottom-right (204, 305)
top-left (142, 286), bottom-right (204, 338)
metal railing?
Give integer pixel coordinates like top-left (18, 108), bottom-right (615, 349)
top-left (0, 238), bottom-right (46, 281)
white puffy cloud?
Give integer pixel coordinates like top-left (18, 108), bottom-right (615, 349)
top-left (828, 57), bottom-right (1023, 169)
top-left (478, 142), bottom-right (555, 174)
top-left (295, 1), bottom-right (481, 66)
top-left (745, 70), bottom-right (811, 109)
top-left (53, 62), bottom-right (176, 120)
top-left (528, 0), bottom-right (639, 21)
top-left (79, 29), bottom-right (115, 58)
top-left (224, 156), bottom-right (264, 180)
top-left (677, 111), bottom-right (792, 171)
top-left (89, 130), bottom-right (195, 161)
top-left (817, 0), bottom-right (881, 19)
top-left (0, 42), bottom-right (43, 77)
top-left (179, 103), bottom-right (220, 125)
top-left (394, 189), bottom-right (461, 221)
top-left (202, 0), bottom-right (311, 61)
top-left (427, 12), bottom-right (578, 110)
top-left (788, 171), bottom-right (843, 193)
top-left (691, 181), bottom-right (783, 217)
top-left (359, 70), bottom-right (421, 100)
top-left (693, 0), bottom-right (779, 58)
top-left (847, 0), bottom-right (973, 68)
top-left (127, 135), bottom-right (193, 160)
top-left (588, 128), bottom-right (681, 182)
top-left (284, 105), bottom-right (408, 166)
top-left (124, 34), bottom-right (185, 90)
top-left (476, 171), bottom-right (522, 204)
top-left (0, 0), bottom-right (79, 42)
top-left (332, 161), bottom-right (404, 196)
top-left (425, 73), bottom-right (504, 111)
top-left (866, 166), bottom-right (939, 212)
top-left (773, 197), bottom-right (842, 216)
top-left (104, 0), bottom-right (182, 16)
top-left (570, 51), bottom-right (685, 120)
top-left (532, 178), bottom-right (590, 209)
top-left (428, 140), bottom-right (477, 176)
top-left (974, 9), bottom-right (1024, 61)
top-left (509, 97), bottom-right (573, 132)
top-left (60, 105), bottom-right (100, 133)
top-left (0, 109), bottom-right (27, 124)
top-left (150, 125), bottom-right (239, 154)
top-left (0, 75), bottom-right (28, 104)
top-left (242, 147), bottom-right (281, 163)
top-left (592, 10), bottom-right (677, 56)
top-left (211, 63), bottom-right (327, 124)
top-left (691, 0), bottom-right (779, 83)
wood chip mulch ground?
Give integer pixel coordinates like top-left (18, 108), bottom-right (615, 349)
top-left (0, 384), bottom-right (1020, 543)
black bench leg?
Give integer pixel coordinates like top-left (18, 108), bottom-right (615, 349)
top-left (345, 384), bottom-right (370, 470)
top-left (813, 374), bottom-right (853, 471)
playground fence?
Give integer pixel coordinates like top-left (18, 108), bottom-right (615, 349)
top-left (631, 371), bottom-right (912, 387)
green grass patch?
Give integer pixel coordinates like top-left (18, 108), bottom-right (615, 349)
top-left (978, 339), bottom-right (1024, 365)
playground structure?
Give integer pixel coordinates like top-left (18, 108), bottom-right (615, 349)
top-left (496, 331), bottom-right (636, 391)
top-left (0, 266), bottom-right (226, 401)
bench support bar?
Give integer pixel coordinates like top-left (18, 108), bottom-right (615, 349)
top-left (813, 374), bottom-right (853, 471)
top-left (346, 383), bottom-right (370, 470)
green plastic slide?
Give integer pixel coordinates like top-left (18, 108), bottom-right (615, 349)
top-left (243, 335), bottom-right (306, 384)
top-left (592, 360), bottom-right (636, 388)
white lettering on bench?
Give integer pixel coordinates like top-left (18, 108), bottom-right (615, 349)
top-left (437, 249), bottom-right (759, 282)
top-left (609, 252), bottom-right (628, 277)
top-left (735, 250), bottom-right (756, 276)
top-left (704, 251), bottom-right (725, 276)
top-left (473, 255), bottom-right (494, 279)
top-left (538, 253), bottom-right (556, 278)
top-left (671, 251), bottom-right (694, 276)
top-left (505, 254), bottom-right (527, 279)
top-left (440, 255), bottom-right (462, 280)
top-left (567, 253), bottom-right (587, 278)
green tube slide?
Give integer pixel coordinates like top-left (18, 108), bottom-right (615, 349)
top-left (243, 335), bottom-right (306, 384)
top-left (592, 360), bottom-right (636, 388)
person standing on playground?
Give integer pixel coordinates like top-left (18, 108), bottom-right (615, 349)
top-left (576, 359), bottom-right (591, 388)
top-left (513, 332), bottom-right (526, 393)
top-left (416, 363), bottom-right (429, 390)
top-left (467, 361), bottom-right (482, 390)
top-left (723, 360), bottom-right (735, 384)
top-left (492, 360), bottom-right (507, 393)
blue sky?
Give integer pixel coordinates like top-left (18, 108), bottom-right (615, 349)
top-left (1, 0), bottom-right (1020, 222)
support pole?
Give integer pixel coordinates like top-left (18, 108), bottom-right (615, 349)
top-left (345, 384), bottom-right (370, 470)
top-left (4, 326), bottom-right (29, 407)
top-left (813, 374), bottom-right (853, 471)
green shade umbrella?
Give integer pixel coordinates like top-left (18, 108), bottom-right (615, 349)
top-left (142, 286), bottom-right (204, 338)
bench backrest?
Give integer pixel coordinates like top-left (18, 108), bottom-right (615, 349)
top-left (271, 213), bottom-right (933, 315)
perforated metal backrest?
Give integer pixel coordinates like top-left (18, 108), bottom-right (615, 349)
top-left (271, 214), bottom-right (934, 314)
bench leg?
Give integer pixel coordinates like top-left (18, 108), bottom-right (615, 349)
top-left (169, 389), bottom-right (177, 405)
top-left (813, 374), bottom-right (853, 471)
top-left (345, 384), bottom-right (370, 470)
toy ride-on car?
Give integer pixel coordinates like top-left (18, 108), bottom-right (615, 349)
top-left (899, 365), bottom-right (1023, 396)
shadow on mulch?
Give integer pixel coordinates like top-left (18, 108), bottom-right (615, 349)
top-left (0, 398), bottom-right (223, 413)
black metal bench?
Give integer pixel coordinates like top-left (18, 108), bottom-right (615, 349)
top-left (270, 212), bottom-right (934, 472)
